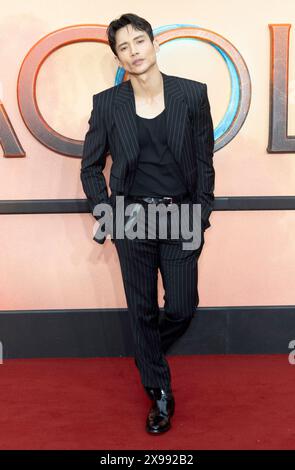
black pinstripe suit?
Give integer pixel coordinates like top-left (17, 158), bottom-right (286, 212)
top-left (81, 71), bottom-right (215, 389)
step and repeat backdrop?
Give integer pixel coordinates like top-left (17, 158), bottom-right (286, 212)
top-left (0, 0), bottom-right (295, 310)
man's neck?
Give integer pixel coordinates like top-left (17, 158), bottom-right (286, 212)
top-left (129, 67), bottom-right (163, 103)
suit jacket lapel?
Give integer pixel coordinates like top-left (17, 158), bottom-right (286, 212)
top-left (113, 71), bottom-right (188, 172)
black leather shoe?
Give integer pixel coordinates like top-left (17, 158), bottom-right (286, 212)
top-left (145, 388), bottom-right (175, 434)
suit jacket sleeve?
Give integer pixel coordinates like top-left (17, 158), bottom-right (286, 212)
top-left (80, 94), bottom-right (111, 244)
top-left (193, 83), bottom-right (215, 231)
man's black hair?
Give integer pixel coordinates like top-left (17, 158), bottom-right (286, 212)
top-left (106, 13), bottom-right (154, 56)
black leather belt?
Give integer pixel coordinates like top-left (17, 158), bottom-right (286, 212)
top-left (127, 193), bottom-right (190, 205)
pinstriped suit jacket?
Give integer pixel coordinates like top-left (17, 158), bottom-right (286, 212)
top-left (80, 71), bottom-right (215, 244)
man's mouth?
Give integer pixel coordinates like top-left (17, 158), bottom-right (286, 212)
top-left (132, 59), bottom-right (144, 65)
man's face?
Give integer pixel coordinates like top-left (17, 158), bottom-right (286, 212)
top-left (114, 24), bottom-right (159, 74)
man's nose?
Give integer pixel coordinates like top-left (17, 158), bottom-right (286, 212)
top-left (130, 45), bottom-right (138, 56)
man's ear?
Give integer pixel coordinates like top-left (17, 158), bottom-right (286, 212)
top-left (114, 54), bottom-right (122, 68)
top-left (153, 39), bottom-right (160, 53)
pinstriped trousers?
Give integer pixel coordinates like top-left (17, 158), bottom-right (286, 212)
top-left (113, 196), bottom-right (204, 391)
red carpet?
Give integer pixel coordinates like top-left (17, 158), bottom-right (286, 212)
top-left (0, 354), bottom-right (294, 450)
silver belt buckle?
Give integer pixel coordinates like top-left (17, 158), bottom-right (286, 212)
top-left (163, 197), bottom-right (173, 206)
top-left (145, 197), bottom-right (155, 204)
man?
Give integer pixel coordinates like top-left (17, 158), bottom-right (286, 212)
top-left (80, 13), bottom-right (215, 434)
